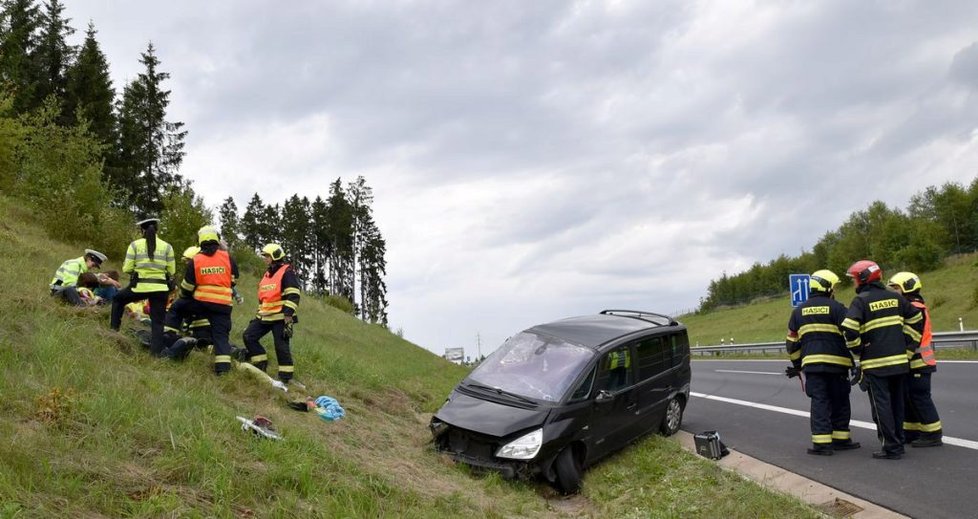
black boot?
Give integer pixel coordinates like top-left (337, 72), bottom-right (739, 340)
top-left (807, 445), bottom-right (834, 456)
top-left (872, 451), bottom-right (902, 460)
top-left (911, 437), bottom-right (943, 448)
top-left (832, 440), bottom-right (861, 450)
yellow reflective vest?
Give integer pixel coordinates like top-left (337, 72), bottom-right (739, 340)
top-left (122, 238), bottom-right (176, 293)
top-left (50, 256), bottom-right (88, 288)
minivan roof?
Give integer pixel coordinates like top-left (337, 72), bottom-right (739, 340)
top-left (527, 311), bottom-right (683, 350)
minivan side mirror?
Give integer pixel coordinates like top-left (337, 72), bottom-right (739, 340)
top-left (595, 389), bottom-right (614, 403)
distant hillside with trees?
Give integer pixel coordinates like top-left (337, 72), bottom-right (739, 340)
top-left (699, 178), bottom-right (978, 311)
top-left (0, 0), bottom-right (388, 324)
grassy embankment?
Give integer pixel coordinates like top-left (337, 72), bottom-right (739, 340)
top-left (0, 194), bottom-right (819, 518)
top-left (681, 253), bottom-right (978, 360)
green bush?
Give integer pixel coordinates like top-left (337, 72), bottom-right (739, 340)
top-left (160, 185), bottom-right (213, 257)
top-left (0, 96), bottom-right (24, 194)
top-left (325, 294), bottom-right (355, 314)
top-left (13, 98), bottom-right (131, 253)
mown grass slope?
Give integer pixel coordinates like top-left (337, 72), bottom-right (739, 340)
top-left (681, 253), bottom-right (978, 348)
top-left (0, 194), bottom-right (819, 518)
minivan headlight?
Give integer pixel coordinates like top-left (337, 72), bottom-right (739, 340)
top-left (496, 428), bottom-right (543, 460)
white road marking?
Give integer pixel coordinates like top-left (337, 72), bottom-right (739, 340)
top-left (690, 391), bottom-right (978, 451)
top-left (714, 369), bottom-right (782, 376)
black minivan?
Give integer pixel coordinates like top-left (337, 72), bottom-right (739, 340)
top-left (430, 310), bottom-right (691, 494)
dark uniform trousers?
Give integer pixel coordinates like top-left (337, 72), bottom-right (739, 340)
top-left (110, 287), bottom-right (169, 356)
top-left (243, 318), bottom-right (294, 382)
top-left (904, 372), bottom-right (942, 442)
top-left (866, 372), bottom-right (907, 455)
top-left (163, 298), bottom-right (232, 373)
top-left (805, 371), bottom-right (852, 444)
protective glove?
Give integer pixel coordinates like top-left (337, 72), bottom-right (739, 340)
top-left (784, 366), bottom-right (801, 379)
top-left (850, 365), bottom-right (868, 391)
top-left (283, 318), bottom-right (294, 339)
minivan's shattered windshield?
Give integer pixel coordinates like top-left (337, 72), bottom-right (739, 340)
top-left (468, 332), bottom-right (594, 402)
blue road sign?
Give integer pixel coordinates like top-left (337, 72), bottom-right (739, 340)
top-left (789, 274), bottom-right (810, 307)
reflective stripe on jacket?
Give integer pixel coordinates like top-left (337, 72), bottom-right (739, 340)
top-left (785, 294), bottom-right (852, 373)
top-left (257, 263), bottom-right (299, 321)
top-left (842, 283), bottom-right (923, 376)
top-left (192, 250), bottom-right (233, 306)
top-left (608, 350), bottom-right (631, 369)
top-left (122, 238), bottom-right (176, 293)
top-left (50, 257), bottom-right (87, 287)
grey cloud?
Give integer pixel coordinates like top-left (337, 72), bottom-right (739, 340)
top-left (949, 42), bottom-right (978, 88)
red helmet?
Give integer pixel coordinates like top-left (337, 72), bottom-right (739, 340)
top-left (846, 260), bottom-right (882, 286)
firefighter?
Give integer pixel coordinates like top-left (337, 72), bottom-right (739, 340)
top-left (785, 269), bottom-right (860, 455)
top-left (160, 246), bottom-right (212, 360)
top-left (888, 272), bottom-right (943, 448)
top-left (243, 243), bottom-right (300, 383)
top-left (169, 226), bottom-right (238, 374)
top-left (110, 218), bottom-right (176, 356)
top-left (50, 249), bottom-right (107, 305)
top-left (842, 260), bottom-right (923, 460)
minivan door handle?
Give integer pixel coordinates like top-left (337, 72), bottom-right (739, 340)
top-left (625, 403), bottom-right (637, 411)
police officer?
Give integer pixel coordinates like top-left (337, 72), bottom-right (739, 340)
top-left (243, 243), bottom-right (300, 383)
top-left (110, 218), bottom-right (175, 356)
top-left (50, 249), bottom-right (107, 305)
top-left (842, 260), bottom-right (923, 460)
top-left (785, 269), bottom-right (860, 455)
top-left (888, 272), bottom-right (943, 448)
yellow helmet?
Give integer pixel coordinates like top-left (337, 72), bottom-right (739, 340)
top-left (809, 269), bottom-right (840, 293)
top-left (182, 246), bottom-right (200, 261)
top-left (261, 243), bottom-right (285, 261)
top-left (197, 226), bottom-right (220, 245)
top-left (888, 272), bottom-right (922, 293)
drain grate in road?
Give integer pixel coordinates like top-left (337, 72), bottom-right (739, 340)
top-left (816, 498), bottom-right (864, 518)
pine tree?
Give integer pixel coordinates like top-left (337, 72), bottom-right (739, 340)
top-left (32, 0), bottom-right (73, 116)
top-left (326, 179), bottom-right (354, 301)
top-left (310, 195), bottom-right (331, 294)
top-left (260, 202), bottom-right (282, 246)
top-left (280, 194), bottom-right (311, 285)
top-left (357, 212), bottom-right (389, 324)
top-left (115, 41), bottom-right (186, 215)
top-left (0, 0), bottom-right (42, 114)
top-left (241, 193), bottom-right (264, 252)
top-left (217, 196), bottom-right (241, 249)
top-left (64, 21), bottom-right (115, 148)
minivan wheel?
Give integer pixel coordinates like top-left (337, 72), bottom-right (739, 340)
top-left (660, 397), bottom-right (684, 436)
top-left (553, 447), bottom-right (582, 495)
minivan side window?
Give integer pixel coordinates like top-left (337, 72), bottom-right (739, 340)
top-left (635, 336), bottom-right (670, 381)
top-left (595, 347), bottom-right (632, 392)
top-left (569, 366), bottom-right (596, 402)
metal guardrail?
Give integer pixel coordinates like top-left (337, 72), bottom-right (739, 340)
top-left (691, 330), bottom-right (978, 355)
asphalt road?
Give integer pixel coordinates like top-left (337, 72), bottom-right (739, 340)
top-left (684, 359), bottom-right (978, 519)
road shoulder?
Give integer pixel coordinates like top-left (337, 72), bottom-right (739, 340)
top-left (675, 431), bottom-right (906, 518)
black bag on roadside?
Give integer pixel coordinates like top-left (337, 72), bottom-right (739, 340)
top-left (694, 430), bottom-right (730, 460)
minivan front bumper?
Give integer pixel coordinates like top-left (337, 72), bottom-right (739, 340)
top-left (430, 418), bottom-right (551, 480)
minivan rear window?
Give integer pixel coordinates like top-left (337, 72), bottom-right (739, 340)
top-left (468, 332), bottom-right (594, 402)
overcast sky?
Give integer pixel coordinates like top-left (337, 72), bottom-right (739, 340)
top-left (66, 0), bottom-right (978, 358)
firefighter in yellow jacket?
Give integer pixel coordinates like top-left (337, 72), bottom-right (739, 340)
top-left (243, 244), bottom-right (300, 383)
top-left (110, 218), bottom-right (176, 356)
top-left (842, 260), bottom-right (923, 460)
top-left (785, 270), bottom-right (860, 455)
top-left (888, 272), bottom-right (943, 448)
